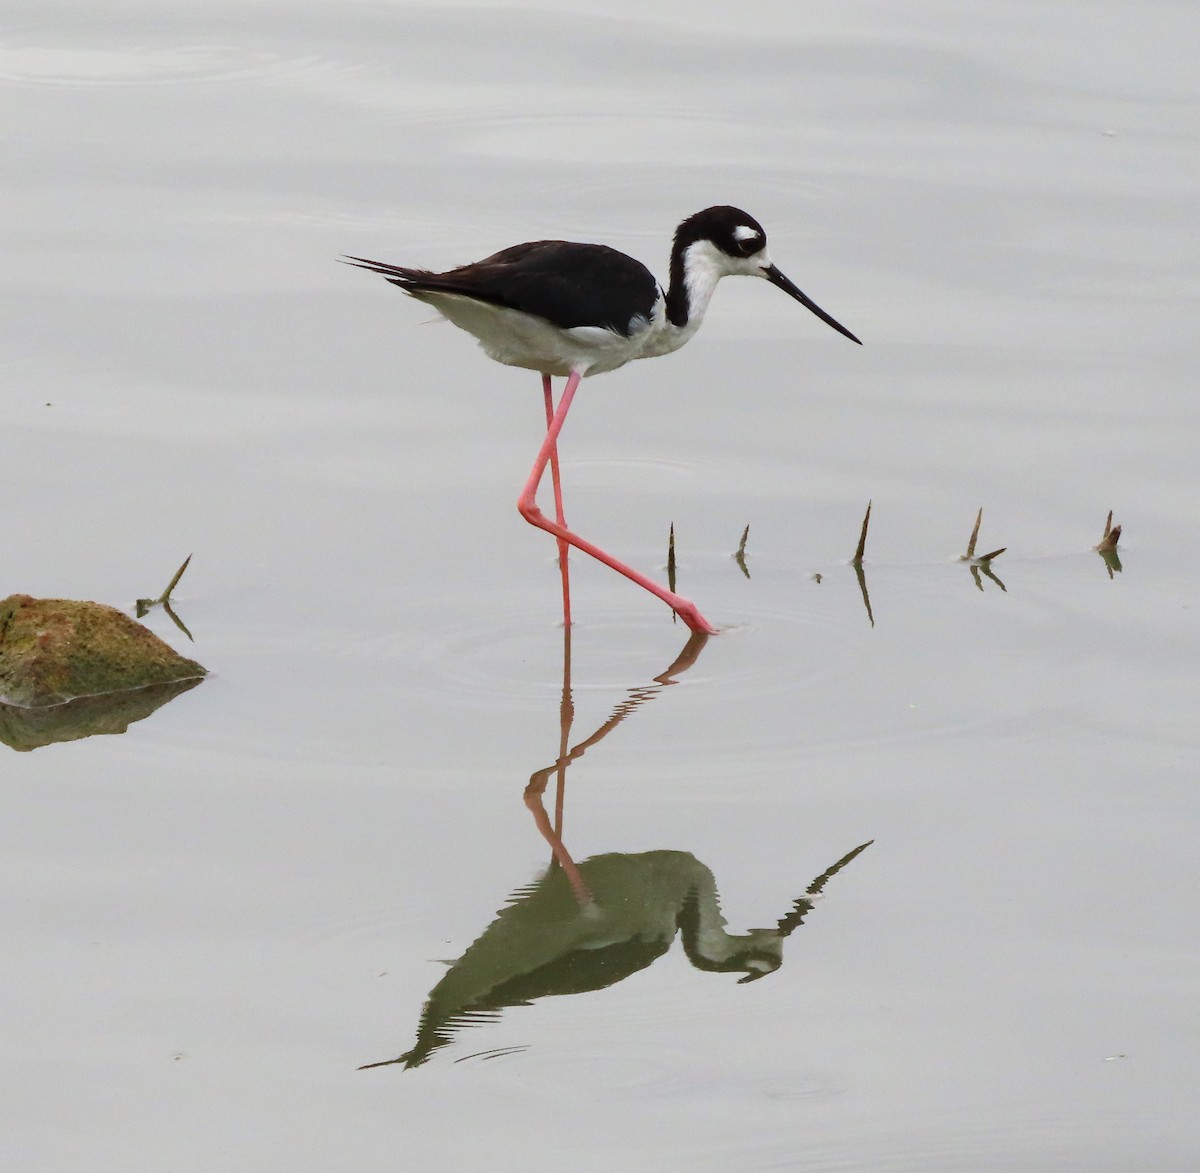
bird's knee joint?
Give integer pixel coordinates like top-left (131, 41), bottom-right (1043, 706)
top-left (517, 498), bottom-right (544, 525)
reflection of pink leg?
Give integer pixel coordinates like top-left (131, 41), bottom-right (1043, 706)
top-left (554, 621), bottom-right (573, 841)
top-left (542, 375), bottom-right (572, 627)
top-left (524, 619), bottom-right (589, 904)
top-left (519, 370), bottom-right (717, 634)
top-left (524, 775), bottom-right (592, 907)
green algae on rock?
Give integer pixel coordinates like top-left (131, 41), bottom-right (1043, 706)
top-left (0, 595), bottom-right (206, 709)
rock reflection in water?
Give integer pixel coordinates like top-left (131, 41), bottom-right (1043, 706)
top-left (0, 677), bottom-right (203, 752)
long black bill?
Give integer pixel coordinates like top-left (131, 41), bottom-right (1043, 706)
top-left (765, 265), bottom-right (862, 345)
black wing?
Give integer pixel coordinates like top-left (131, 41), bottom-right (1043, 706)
top-left (343, 240), bottom-right (660, 337)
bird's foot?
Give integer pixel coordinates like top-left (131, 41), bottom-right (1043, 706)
top-left (672, 597), bottom-right (718, 635)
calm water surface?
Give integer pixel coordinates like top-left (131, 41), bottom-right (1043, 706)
top-left (3, 1), bottom-right (1199, 1169)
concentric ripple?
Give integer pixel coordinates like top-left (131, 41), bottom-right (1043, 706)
top-left (384, 594), bottom-right (863, 717)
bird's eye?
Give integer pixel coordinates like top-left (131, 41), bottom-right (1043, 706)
top-left (735, 232), bottom-right (762, 256)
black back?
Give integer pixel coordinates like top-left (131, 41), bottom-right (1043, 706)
top-left (360, 240), bottom-right (661, 337)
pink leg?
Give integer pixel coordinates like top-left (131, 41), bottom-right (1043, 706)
top-left (519, 370), bottom-right (717, 634)
top-left (542, 375), bottom-right (572, 627)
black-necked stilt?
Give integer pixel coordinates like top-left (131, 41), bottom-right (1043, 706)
top-left (345, 205), bottom-right (861, 634)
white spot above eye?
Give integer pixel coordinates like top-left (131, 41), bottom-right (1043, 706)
top-left (733, 225), bottom-right (762, 244)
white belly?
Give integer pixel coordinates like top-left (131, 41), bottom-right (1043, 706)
top-left (414, 290), bottom-right (663, 377)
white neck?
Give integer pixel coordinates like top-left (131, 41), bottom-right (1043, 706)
top-left (645, 239), bottom-right (771, 359)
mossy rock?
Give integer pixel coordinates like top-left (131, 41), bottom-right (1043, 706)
top-left (0, 595), bottom-right (206, 709)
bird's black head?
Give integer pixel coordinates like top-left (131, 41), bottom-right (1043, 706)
top-left (674, 205), bottom-right (768, 260)
top-left (666, 204), bottom-right (861, 344)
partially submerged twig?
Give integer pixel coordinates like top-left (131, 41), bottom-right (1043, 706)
top-left (958, 510), bottom-right (1006, 593)
top-left (733, 524), bottom-right (751, 579)
top-left (1096, 510), bottom-right (1123, 577)
top-left (852, 500), bottom-right (871, 566)
top-left (135, 554), bottom-right (195, 641)
top-left (1096, 510), bottom-right (1122, 553)
top-left (960, 508), bottom-right (1006, 563)
top-left (845, 499), bottom-right (876, 625)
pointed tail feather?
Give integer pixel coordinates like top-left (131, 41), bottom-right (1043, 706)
top-left (340, 255), bottom-right (432, 285)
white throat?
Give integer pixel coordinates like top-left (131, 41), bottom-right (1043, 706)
top-left (643, 239), bottom-right (771, 360)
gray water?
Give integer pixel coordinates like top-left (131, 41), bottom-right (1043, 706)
top-left (4, 2), bottom-right (1199, 1169)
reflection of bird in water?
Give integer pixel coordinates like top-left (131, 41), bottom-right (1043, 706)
top-left (360, 840), bottom-right (870, 1071)
top-left (362, 629), bottom-right (870, 1071)
top-left (345, 206), bottom-right (860, 633)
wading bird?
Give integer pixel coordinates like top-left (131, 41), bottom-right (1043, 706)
top-left (345, 206), bottom-right (860, 633)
